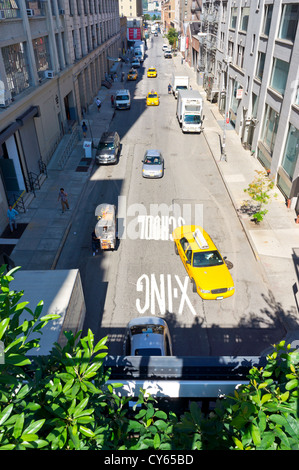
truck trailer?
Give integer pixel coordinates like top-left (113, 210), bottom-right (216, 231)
top-left (11, 269), bottom-right (86, 356)
top-left (176, 90), bottom-right (203, 133)
top-left (171, 75), bottom-right (189, 98)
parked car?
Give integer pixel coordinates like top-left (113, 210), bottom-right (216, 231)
top-left (123, 317), bottom-right (173, 356)
top-left (142, 149), bottom-right (164, 178)
top-left (95, 131), bottom-right (120, 165)
top-left (131, 57), bottom-right (140, 68)
top-left (164, 51), bottom-right (172, 59)
top-left (127, 69), bottom-right (138, 81)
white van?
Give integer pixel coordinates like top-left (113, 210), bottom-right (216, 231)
top-left (115, 89), bottom-right (131, 110)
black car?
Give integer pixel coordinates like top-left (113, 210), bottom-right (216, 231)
top-left (96, 131), bottom-right (120, 165)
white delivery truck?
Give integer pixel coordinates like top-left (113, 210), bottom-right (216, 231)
top-left (171, 74), bottom-right (190, 98)
top-left (134, 40), bottom-right (145, 61)
top-left (115, 89), bottom-right (131, 110)
top-left (176, 90), bottom-right (203, 133)
top-left (11, 269), bottom-right (86, 356)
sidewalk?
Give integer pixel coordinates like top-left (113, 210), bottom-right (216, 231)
top-left (172, 54), bottom-right (299, 348)
top-left (10, 74), bottom-right (123, 270)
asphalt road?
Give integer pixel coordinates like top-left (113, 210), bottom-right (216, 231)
top-left (56, 35), bottom-right (286, 356)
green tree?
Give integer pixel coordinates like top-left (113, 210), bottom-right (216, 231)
top-left (244, 170), bottom-right (277, 223)
top-left (166, 27), bottom-right (178, 48)
top-left (1, 266), bottom-right (298, 450)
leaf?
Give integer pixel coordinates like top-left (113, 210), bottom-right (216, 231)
top-left (154, 433), bottom-right (160, 449)
top-left (13, 413), bottom-right (24, 439)
top-left (232, 436), bottom-right (244, 450)
top-left (0, 404), bottom-right (13, 426)
top-left (286, 379), bottom-right (299, 391)
top-left (250, 423), bottom-right (261, 446)
top-left (0, 317), bottom-right (10, 341)
top-left (23, 419), bottom-right (45, 436)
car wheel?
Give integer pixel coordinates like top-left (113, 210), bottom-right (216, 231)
top-left (174, 243), bottom-right (178, 255)
top-left (192, 279), bottom-right (197, 293)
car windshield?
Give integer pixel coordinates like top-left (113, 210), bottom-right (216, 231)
top-left (99, 142), bottom-right (114, 150)
top-left (130, 325), bottom-right (164, 335)
top-left (193, 250), bottom-right (224, 267)
top-left (177, 85), bottom-right (188, 90)
top-left (144, 156), bottom-right (161, 165)
top-left (116, 95), bottom-right (129, 101)
top-left (149, 69), bottom-right (155, 72)
top-left (135, 348), bottom-right (162, 356)
top-left (184, 115), bottom-right (201, 124)
top-left (148, 93), bottom-right (157, 98)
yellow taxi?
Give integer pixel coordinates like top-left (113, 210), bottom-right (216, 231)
top-left (172, 225), bottom-right (235, 300)
top-left (147, 67), bottom-right (157, 78)
top-left (146, 90), bottom-right (159, 106)
top-left (127, 69), bottom-right (138, 81)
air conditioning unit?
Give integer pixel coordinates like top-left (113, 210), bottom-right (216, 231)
top-left (59, 9), bottom-right (65, 14)
top-left (27, 9), bottom-right (34, 16)
top-left (44, 70), bottom-right (55, 79)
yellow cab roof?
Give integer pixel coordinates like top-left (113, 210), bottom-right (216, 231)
top-left (173, 225), bottom-right (218, 252)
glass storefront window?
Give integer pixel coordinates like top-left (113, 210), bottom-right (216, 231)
top-left (281, 124), bottom-right (299, 180)
top-left (1, 42), bottom-right (30, 97)
top-left (270, 58), bottom-right (289, 96)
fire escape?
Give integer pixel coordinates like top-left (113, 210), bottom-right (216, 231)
top-left (191, 0), bottom-right (202, 21)
top-left (200, 0), bottom-right (221, 102)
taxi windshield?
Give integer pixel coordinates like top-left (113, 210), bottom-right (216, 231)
top-left (193, 250), bottom-right (223, 267)
top-left (149, 69), bottom-right (156, 72)
top-left (148, 93), bottom-right (157, 98)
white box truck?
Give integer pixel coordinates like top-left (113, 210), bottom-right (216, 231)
top-left (171, 75), bottom-right (189, 98)
top-left (134, 40), bottom-right (145, 61)
top-left (176, 90), bottom-right (203, 133)
top-left (11, 269), bottom-right (86, 356)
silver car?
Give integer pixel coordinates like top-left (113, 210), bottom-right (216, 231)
top-left (123, 316), bottom-right (173, 356)
top-left (142, 149), bottom-right (164, 178)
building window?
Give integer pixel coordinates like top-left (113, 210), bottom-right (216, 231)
top-left (279, 4), bottom-right (299, 42)
top-left (1, 42), bottom-right (30, 97)
top-left (263, 4), bottom-right (273, 36)
top-left (256, 51), bottom-right (265, 80)
top-left (281, 124), bottom-right (299, 180)
top-left (237, 45), bottom-right (244, 68)
top-left (262, 104), bottom-right (279, 154)
top-left (230, 7), bottom-right (238, 29)
top-left (270, 58), bottom-right (289, 96)
top-left (240, 7), bottom-right (250, 31)
top-left (33, 36), bottom-right (52, 79)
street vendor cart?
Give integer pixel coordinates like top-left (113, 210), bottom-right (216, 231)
top-left (95, 203), bottom-right (117, 251)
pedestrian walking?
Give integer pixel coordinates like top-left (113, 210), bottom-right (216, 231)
top-left (111, 94), bottom-right (114, 108)
top-left (82, 121), bottom-right (88, 138)
top-left (92, 230), bottom-right (99, 256)
top-left (96, 97), bottom-right (101, 112)
top-left (168, 83), bottom-right (172, 94)
top-left (58, 188), bottom-right (70, 213)
top-left (7, 205), bottom-right (18, 232)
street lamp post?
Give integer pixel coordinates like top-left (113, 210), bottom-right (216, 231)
top-left (198, 32), bottom-right (231, 161)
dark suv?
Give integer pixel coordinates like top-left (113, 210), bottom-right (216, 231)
top-left (96, 131), bottom-right (120, 165)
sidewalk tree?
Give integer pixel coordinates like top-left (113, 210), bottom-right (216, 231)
top-left (0, 266), bottom-right (298, 450)
top-left (166, 28), bottom-right (178, 48)
top-left (244, 170), bottom-right (277, 223)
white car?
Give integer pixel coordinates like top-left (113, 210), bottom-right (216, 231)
top-left (162, 45), bottom-right (169, 51)
top-left (123, 317), bottom-right (173, 356)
